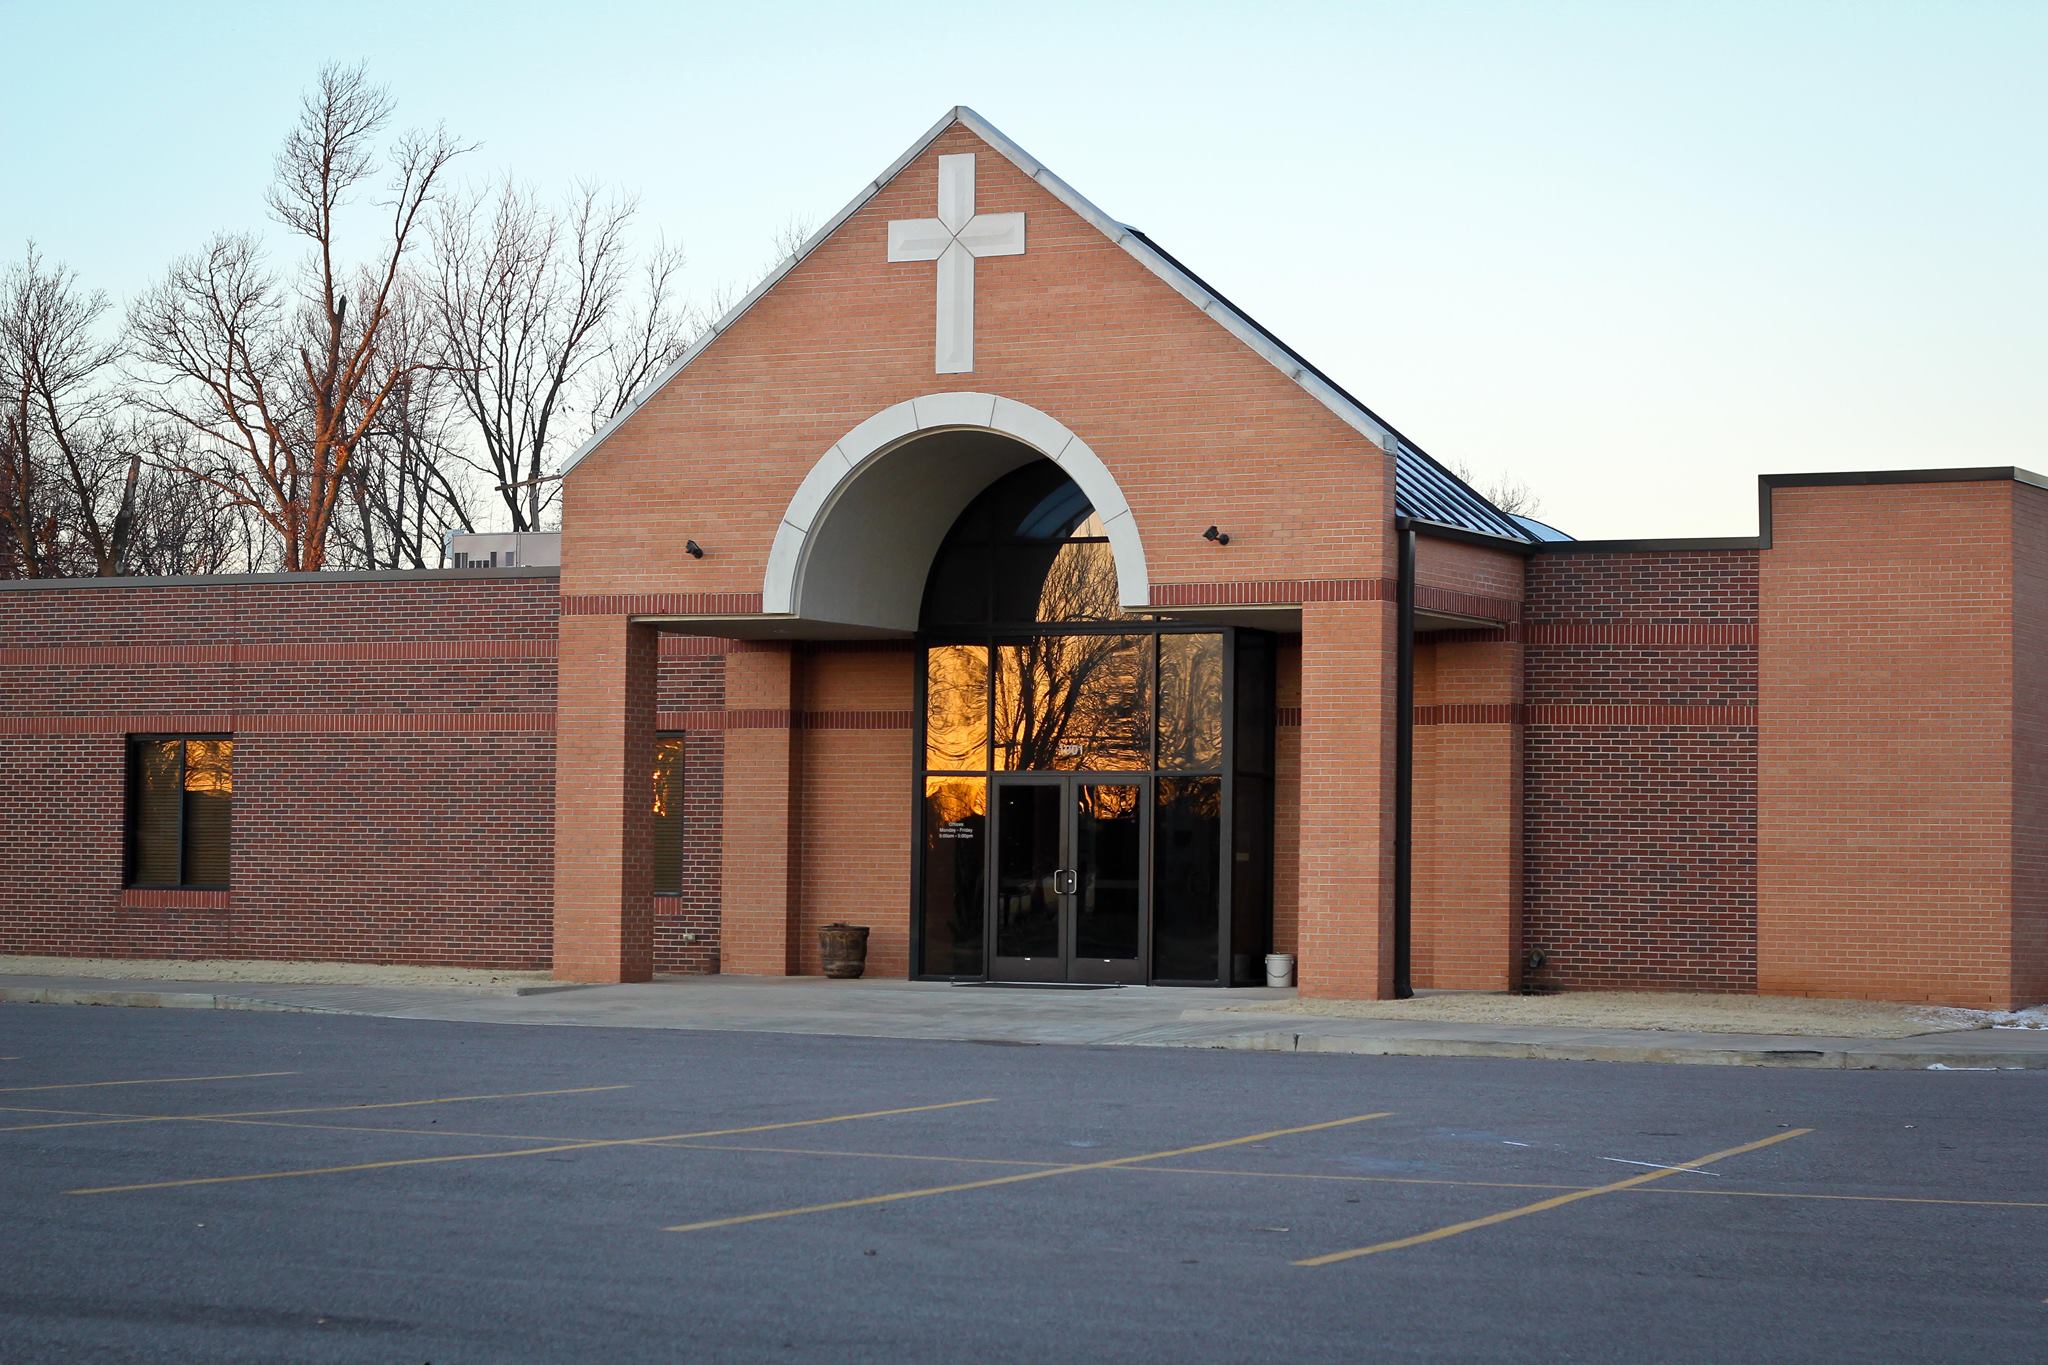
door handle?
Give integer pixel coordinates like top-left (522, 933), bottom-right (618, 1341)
top-left (1053, 869), bottom-right (1077, 896)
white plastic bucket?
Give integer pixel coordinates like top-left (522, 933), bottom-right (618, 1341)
top-left (1264, 953), bottom-right (1296, 988)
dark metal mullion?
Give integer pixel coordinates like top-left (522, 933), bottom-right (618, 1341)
top-left (1219, 629), bottom-right (1237, 988)
top-left (173, 740), bottom-right (189, 889)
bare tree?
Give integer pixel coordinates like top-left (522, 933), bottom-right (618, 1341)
top-left (429, 180), bottom-right (686, 532)
top-left (128, 64), bottom-right (468, 570)
top-left (328, 274), bottom-right (475, 569)
top-left (0, 245), bottom-right (147, 577)
top-left (123, 423), bottom-right (272, 576)
top-left (1451, 458), bottom-right (1541, 519)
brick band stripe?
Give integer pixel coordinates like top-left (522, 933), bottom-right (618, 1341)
top-left (654, 636), bottom-right (916, 659)
top-left (1414, 704), bottom-right (1520, 726)
top-left (562, 592), bottom-right (764, 617)
top-left (1524, 703), bottom-right (1755, 726)
top-left (1150, 579), bottom-right (1395, 608)
top-left (1414, 586), bottom-right (1520, 622)
top-left (1149, 579), bottom-right (1520, 623)
top-left (1279, 703), bottom-right (1756, 728)
top-left (120, 888), bottom-right (230, 911)
top-left (0, 712), bottom-right (554, 736)
top-left (0, 640), bottom-right (557, 667)
top-left (657, 708), bottom-right (914, 732)
top-left (1523, 623), bottom-right (1757, 645)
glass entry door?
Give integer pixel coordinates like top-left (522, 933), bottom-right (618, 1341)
top-left (991, 775), bottom-right (1146, 984)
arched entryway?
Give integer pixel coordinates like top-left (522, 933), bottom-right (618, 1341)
top-left (911, 461), bottom-right (1275, 986)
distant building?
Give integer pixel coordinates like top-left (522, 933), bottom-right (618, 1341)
top-left (446, 531), bottom-right (560, 569)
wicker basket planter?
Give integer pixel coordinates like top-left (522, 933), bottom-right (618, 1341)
top-left (818, 923), bottom-right (870, 979)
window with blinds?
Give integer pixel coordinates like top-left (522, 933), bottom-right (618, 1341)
top-left (652, 736), bottom-right (683, 895)
top-left (127, 737), bottom-right (233, 888)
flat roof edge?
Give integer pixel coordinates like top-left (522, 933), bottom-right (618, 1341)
top-left (0, 566), bottom-right (563, 593)
top-left (1399, 517), bottom-right (1536, 554)
top-left (1761, 466), bottom-right (2048, 493)
top-left (1533, 536), bottom-right (1764, 555)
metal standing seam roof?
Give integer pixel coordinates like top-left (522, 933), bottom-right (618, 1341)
top-left (563, 107), bottom-right (1547, 546)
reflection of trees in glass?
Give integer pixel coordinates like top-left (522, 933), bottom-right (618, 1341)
top-left (132, 737), bottom-right (234, 887)
top-left (1000, 537), bottom-right (1120, 624)
top-left (924, 645), bottom-right (989, 771)
top-left (996, 634), bottom-right (1149, 772)
top-left (1079, 781), bottom-right (1139, 821)
top-left (183, 739), bottom-right (234, 794)
top-left (651, 737), bottom-right (683, 892)
top-left (1157, 634), bottom-right (1224, 771)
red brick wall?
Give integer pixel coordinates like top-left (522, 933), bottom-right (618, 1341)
top-left (1296, 599), bottom-right (1398, 998)
top-left (0, 571), bottom-right (733, 976)
top-left (0, 572), bottom-right (563, 969)
top-left (1412, 633), bottom-right (1523, 991)
top-left (1522, 550), bottom-right (1760, 992)
top-left (1758, 483), bottom-right (2017, 1008)
top-left (2015, 484), bottom-right (2048, 1007)
top-left (1410, 539), bottom-right (1524, 991)
top-left (560, 121), bottom-right (1396, 608)
top-left (794, 644), bottom-right (916, 977)
top-left (655, 638), bottom-right (726, 974)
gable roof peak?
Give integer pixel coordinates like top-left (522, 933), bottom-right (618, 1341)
top-left (559, 107), bottom-right (1533, 543)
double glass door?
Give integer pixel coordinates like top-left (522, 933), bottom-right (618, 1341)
top-left (991, 775), bottom-right (1145, 984)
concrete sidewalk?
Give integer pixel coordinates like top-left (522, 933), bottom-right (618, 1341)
top-left (3, 971), bottom-right (2044, 1070)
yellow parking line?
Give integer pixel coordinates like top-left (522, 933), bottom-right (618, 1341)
top-left (66, 1098), bottom-right (997, 1196)
top-left (648, 1143), bottom-right (2048, 1214)
top-left (0, 1071), bottom-right (296, 1095)
top-left (654, 1140), bottom-right (1061, 1170)
top-left (1295, 1127), bottom-right (1813, 1267)
top-left (0, 1085), bottom-right (630, 1134)
top-left (666, 1112), bottom-right (1393, 1234)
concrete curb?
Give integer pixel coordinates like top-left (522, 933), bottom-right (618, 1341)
top-left (1200, 1028), bottom-right (2048, 1070)
top-left (0, 986), bottom-right (325, 1014)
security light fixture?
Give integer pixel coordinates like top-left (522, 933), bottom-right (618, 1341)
top-left (1203, 525), bottom-right (1230, 546)
top-left (685, 540), bottom-right (705, 559)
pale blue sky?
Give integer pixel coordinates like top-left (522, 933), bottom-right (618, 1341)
top-left (3, 0), bottom-right (2041, 538)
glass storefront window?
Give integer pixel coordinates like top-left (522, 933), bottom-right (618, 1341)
top-left (993, 634), bottom-right (1150, 772)
top-left (1157, 633), bottom-right (1224, 772)
top-left (1153, 776), bottom-right (1222, 981)
top-left (924, 645), bottom-right (989, 771)
top-left (922, 776), bottom-right (988, 976)
top-left (914, 459), bottom-right (1272, 986)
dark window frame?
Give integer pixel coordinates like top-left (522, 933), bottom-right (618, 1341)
top-left (124, 734), bottom-right (233, 891)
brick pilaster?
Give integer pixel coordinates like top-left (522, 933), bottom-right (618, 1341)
top-left (1296, 599), bottom-right (1398, 998)
top-left (720, 644), bottom-right (803, 975)
top-left (552, 614), bottom-right (657, 982)
top-left (1412, 635), bottom-right (1524, 990)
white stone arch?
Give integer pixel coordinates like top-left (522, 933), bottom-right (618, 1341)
top-left (763, 393), bottom-right (1150, 632)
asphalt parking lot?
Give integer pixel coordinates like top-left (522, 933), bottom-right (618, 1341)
top-left (2, 1005), bottom-right (2043, 1362)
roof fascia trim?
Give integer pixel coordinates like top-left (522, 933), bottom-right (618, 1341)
top-left (1396, 515), bottom-right (1536, 556)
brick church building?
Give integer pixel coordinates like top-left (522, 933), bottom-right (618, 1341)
top-left (3, 109), bottom-right (2043, 1009)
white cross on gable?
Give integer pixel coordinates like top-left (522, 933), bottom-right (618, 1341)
top-left (887, 153), bottom-right (1025, 374)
